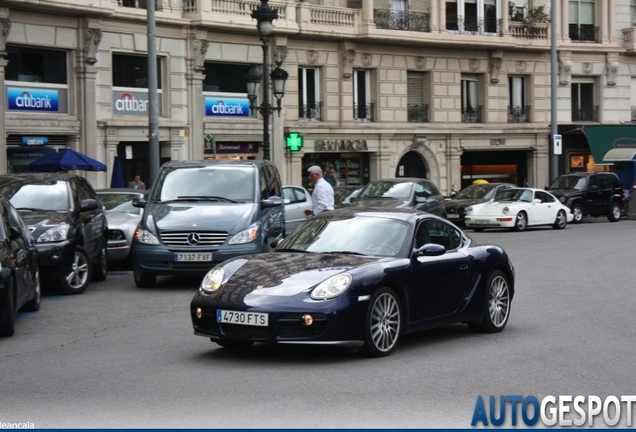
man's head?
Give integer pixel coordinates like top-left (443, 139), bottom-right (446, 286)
top-left (307, 165), bottom-right (323, 183)
top-left (134, 175), bottom-right (141, 182)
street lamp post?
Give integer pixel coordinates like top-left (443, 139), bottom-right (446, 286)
top-left (245, 0), bottom-right (288, 161)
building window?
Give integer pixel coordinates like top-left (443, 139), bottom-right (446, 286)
top-left (6, 46), bottom-right (67, 84)
top-left (117, 0), bottom-right (156, 9)
top-left (571, 82), bottom-right (598, 121)
top-left (203, 63), bottom-right (251, 93)
top-left (446, 0), bottom-right (499, 35)
top-left (353, 69), bottom-right (374, 122)
top-left (569, 0), bottom-right (597, 41)
top-left (632, 0), bottom-right (636, 25)
top-left (631, 77), bottom-right (636, 121)
top-left (298, 67), bottom-right (322, 121)
top-left (407, 71), bottom-right (429, 122)
top-left (508, 76), bottom-right (530, 123)
top-left (390, 0), bottom-right (408, 29)
top-left (112, 54), bottom-right (162, 89)
top-left (461, 74), bottom-right (483, 123)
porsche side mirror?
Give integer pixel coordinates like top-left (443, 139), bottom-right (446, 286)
top-left (132, 196), bottom-right (147, 208)
top-left (412, 243), bottom-right (446, 258)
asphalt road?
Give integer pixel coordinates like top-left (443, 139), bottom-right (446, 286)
top-left (1, 219), bottom-right (635, 428)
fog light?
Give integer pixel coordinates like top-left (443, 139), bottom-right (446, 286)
top-left (301, 314), bottom-right (313, 326)
top-left (52, 251), bottom-right (61, 260)
top-left (196, 308), bottom-right (202, 319)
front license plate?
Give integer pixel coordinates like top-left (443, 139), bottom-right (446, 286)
top-left (473, 219), bottom-right (488, 224)
top-left (217, 310), bottom-right (269, 327)
top-left (174, 252), bottom-right (212, 262)
top-left (447, 214), bottom-right (460, 219)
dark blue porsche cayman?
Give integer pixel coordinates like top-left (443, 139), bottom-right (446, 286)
top-left (190, 208), bottom-right (515, 357)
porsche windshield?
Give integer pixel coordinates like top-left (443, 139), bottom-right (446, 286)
top-left (277, 215), bottom-right (409, 257)
top-left (497, 189), bottom-right (533, 202)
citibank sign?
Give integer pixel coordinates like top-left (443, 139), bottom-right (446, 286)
top-left (204, 97), bottom-right (251, 117)
top-left (113, 90), bottom-right (162, 116)
top-left (7, 87), bottom-right (60, 112)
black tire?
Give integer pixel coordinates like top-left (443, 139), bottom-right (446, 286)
top-left (215, 339), bottom-right (255, 348)
top-left (21, 268), bottom-right (41, 312)
top-left (513, 211), bottom-right (527, 232)
top-left (92, 240), bottom-right (108, 282)
top-left (571, 203), bottom-right (584, 223)
top-left (0, 280), bottom-right (16, 337)
top-left (468, 270), bottom-right (511, 333)
top-left (553, 210), bottom-right (567, 229)
top-left (608, 202), bottom-right (621, 222)
top-left (360, 287), bottom-right (402, 357)
top-left (56, 246), bottom-right (92, 295)
top-left (134, 268), bottom-right (157, 288)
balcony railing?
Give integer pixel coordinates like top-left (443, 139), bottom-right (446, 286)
top-left (447, 15), bottom-right (501, 35)
top-left (354, 103), bottom-right (374, 122)
top-left (373, 10), bottom-right (430, 32)
top-left (509, 22), bottom-right (548, 39)
top-left (508, 105), bottom-right (530, 123)
top-left (571, 105), bottom-right (599, 122)
top-left (408, 104), bottom-right (429, 122)
top-left (569, 24), bottom-right (599, 42)
top-left (299, 102), bottom-right (323, 121)
top-left (462, 105), bottom-right (483, 123)
top-left (183, 0), bottom-right (286, 21)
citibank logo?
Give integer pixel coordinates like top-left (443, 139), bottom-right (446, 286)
top-left (115, 93), bottom-right (149, 113)
top-left (7, 88), bottom-right (59, 112)
top-left (204, 97), bottom-right (250, 117)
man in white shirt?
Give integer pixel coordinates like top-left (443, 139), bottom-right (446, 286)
top-left (304, 165), bottom-right (335, 217)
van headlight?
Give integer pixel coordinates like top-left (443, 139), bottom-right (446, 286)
top-left (37, 223), bottom-right (69, 243)
top-left (134, 228), bottom-right (160, 245)
top-left (311, 273), bottom-right (352, 300)
top-left (229, 227), bottom-right (259, 245)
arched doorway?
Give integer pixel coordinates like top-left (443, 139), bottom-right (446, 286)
top-left (396, 151), bottom-right (427, 178)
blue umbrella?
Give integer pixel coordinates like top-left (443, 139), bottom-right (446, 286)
top-left (110, 155), bottom-right (125, 188)
top-left (28, 148), bottom-right (107, 172)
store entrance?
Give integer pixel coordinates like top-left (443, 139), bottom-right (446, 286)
top-left (460, 150), bottom-right (528, 189)
top-left (117, 142), bottom-right (169, 189)
top-left (396, 151), bottom-right (427, 178)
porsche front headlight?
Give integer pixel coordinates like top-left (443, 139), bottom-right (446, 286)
top-left (229, 227), bottom-right (259, 245)
top-left (311, 273), bottom-right (352, 300)
top-left (465, 206), bottom-right (473, 215)
top-left (502, 206), bottom-right (509, 215)
top-left (37, 223), bottom-right (69, 243)
top-left (201, 268), bottom-right (224, 293)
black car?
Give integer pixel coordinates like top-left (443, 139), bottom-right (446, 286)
top-left (333, 186), bottom-right (362, 207)
top-left (546, 172), bottom-right (624, 223)
top-left (444, 182), bottom-right (517, 226)
top-left (0, 173), bottom-right (108, 295)
top-left (0, 197), bottom-right (40, 337)
top-left (351, 178), bottom-right (447, 218)
top-left (191, 207), bottom-right (515, 357)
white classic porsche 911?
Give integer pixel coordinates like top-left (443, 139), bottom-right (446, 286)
top-left (464, 187), bottom-right (574, 232)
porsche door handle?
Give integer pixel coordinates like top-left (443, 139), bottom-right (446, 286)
top-left (459, 264), bottom-right (469, 273)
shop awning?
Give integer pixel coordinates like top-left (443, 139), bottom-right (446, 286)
top-left (582, 126), bottom-right (636, 164)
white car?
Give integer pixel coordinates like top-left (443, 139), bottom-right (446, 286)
top-left (464, 187), bottom-right (574, 231)
top-left (282, 185), bottom-right (312, 233)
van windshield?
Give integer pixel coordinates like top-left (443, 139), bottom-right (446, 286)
top-left (152, 167), bottom-right (255, 203)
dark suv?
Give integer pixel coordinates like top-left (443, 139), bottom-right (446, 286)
top-left (0, 173), bottom-right (108, 294)
top-left (131, 160), bottom-right (285, 287)
top-left (546, 172), bottom-right (624, 223)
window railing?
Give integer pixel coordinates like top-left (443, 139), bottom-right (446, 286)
top-left (569, 24), bottom-right (599, 42)
top-left (408, 104), bottom-right (429, 122)
top-left (299, 102), bottom-right (323, 121)
top-left (571, 105), bottom-right (599, 122)
top-left (508, 105), bottom-right (530, 123)
top-left (373, 9), bottom-right (430, 32)
top-left (354, 103), bottom-right (374, 122)
top-left (118, 0), bottom-right (156, 9)
top-left (447, 15), bottom-right (501, 35)
top-left (462, 105), bottom-right (483, 123)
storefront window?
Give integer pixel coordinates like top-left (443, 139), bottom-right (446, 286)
top-left (302, 153), bottom-right (370, 191)
top-left (6, 46), bottom-right (67, 84)
top-left (113, 54), bottom-right (162, 89)
top-left (203, 63), bottom-right (251, 93)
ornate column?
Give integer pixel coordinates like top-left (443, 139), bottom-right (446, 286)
top-left (340, 42), bottom-right (355, 123)
top-left (188, 29), bottom-right (208, 160)
top-left (429, 0), bottom-right (439, 32)
top-left (501, 0), bottom-right (510, 36)
top-left (0, 15), bottom-right (11, 174)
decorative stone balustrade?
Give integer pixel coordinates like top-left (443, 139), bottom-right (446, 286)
top-left (509, 22), bottom-right (548, 39)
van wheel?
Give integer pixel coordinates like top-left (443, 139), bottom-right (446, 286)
top-left (571, 204), bottom-right (584, 223)
top-left (608, 202), bottom-right (621, 222)
top-left (134, 268), bottom-right (156, 288)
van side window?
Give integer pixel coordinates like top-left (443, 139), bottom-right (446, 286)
top-left (259, 168), bottom-right (269, 199)
top-left (265, 166), bottom-right (281, 197)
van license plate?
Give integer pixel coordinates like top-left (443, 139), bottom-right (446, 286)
top-left (174, 253), bottom-right (212, 262)
top-left (217, 310), bottom-right (269, 326)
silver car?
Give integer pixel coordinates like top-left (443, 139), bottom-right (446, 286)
top-left (96, 189), bottom-right (147, 264)
top-left (282, 185), bottom-right (312, 233)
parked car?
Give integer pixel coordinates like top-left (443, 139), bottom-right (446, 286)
top-left (0, 173), bottom-right (108, 295)
top-left (132, 160), bottom-right (285, 288)
top-left (352, 178), bottom-right (447, 218)
top-left (0, 197), bottom-right (40, 337)
top-left (96, 188), bottom-right (148, 266)
top-left (191, 207), bottom-right (515, 357)
top-left (464, 187), bottom-right (573, 231)
top-left (444, 182), bottom-right (517, 226)
top-left (546, 171), bottom-right (624, 223)
top-left (282, 185), bottom-right (312, 233)
top-left (333, 186), bottom-right (362, 207)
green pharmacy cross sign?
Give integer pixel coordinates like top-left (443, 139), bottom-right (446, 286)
top-left (286, 132), bottom-right (304, 152)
